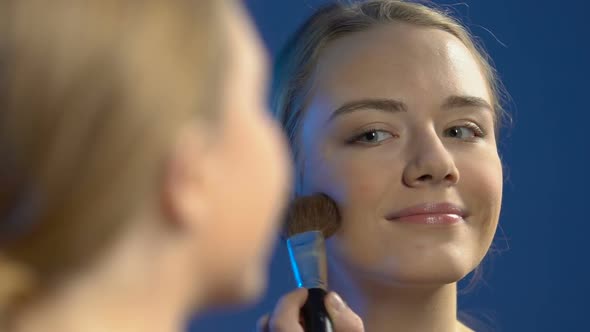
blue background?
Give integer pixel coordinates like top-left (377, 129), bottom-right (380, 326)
top-left (191, 1), bottom-right (590, 331)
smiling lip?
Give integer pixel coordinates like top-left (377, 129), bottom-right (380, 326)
top-left (385, 203), bottom-right (467, 225)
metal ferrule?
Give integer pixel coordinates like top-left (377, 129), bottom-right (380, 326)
top-left (286, 230), bottom-right (327, 290)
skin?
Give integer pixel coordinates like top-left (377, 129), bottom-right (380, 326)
top-left (265, 22), bottom-right (502, 332)
top-left (7, 2), bottom-right (291, 332)
top-left (181, 1), bottom-right (291, 306)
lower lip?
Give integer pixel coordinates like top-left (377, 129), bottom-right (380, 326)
top-left (389, 214), bottom-right (464, 225)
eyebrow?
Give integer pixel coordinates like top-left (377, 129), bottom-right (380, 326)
top-left (442, 95), bottom-right (493, 112)
top-left (328, 95), bottom-right (492, 122)
top-left (328, 99), bottom-right (407, 122)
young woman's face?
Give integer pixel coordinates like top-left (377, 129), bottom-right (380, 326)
top-left (298, 23), bottom-right (502, 286)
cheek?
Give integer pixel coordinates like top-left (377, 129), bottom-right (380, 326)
top-left (457, 151), bottom-right (503, 251)
top-left (303, 146), bottom-right (398, 210)
top-left (339, 159), bottom-right (391, 207)
top-left (460, 152), bottom-right (502, 214)
top-left (218, 111), bottom-right (287, 265)
top-left (302, 147), bottom-right (403, 263)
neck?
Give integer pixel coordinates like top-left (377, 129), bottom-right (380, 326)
top-left (7, 224), bottom-right (201, 332)
top-left (328, 261), bottom-right (470, 332)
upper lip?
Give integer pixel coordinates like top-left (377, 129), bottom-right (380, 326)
top-left (385, 202), bottom-right (467, 220)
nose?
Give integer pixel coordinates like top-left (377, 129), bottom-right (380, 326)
top-left (402, 131), bottom-right (459, 188)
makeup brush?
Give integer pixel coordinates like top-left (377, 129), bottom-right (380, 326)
top-left (283, 193), bottom-right (340, 332)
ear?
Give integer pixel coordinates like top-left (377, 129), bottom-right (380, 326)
top-left (159, 126), bottom-right (211, 232)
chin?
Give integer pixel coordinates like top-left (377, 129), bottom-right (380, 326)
top-left (388, 265), bottom-right (471, 287)
top-left (338, 251), bottom-right (476, 289)
top-left (366, 248), bottom-right (481, 285)
top-left (207, 265), bottom-right (268, 306)
top-left (382, 252), bottom-right (476, 287)
top-left (235, 268), bottom-right (267, 303)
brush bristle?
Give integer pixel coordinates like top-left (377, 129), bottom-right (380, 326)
top-left (283, 193), bottom-right (341, 238)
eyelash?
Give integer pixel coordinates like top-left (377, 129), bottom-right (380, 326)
top-left (346, 122), bottom-right (487, 145)
top-left (446, 122), bottom-right (487, 140)
top-left (346, 127), bottom-right (395, 145)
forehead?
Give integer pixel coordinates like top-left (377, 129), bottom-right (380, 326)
top-left (311, 22), bottom-right (490, 106)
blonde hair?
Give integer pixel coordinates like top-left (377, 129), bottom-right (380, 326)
top-left (272, 0), bottom-right (508, 165)
top-left (0, 0), bottom-right (225, 313)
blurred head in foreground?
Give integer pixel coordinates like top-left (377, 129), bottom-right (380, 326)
top-left (0, 0), bottom-right (291, 330)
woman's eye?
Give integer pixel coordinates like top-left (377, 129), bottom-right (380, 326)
top-left (444, 124), bottom-right (485, 140)
top-left (352, 129), bottom-right (393, 144)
